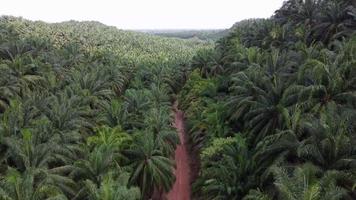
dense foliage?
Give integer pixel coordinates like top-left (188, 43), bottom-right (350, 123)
top-left (144, 29), bottom-right (227, 42)
top-left (178, 0), bottom-right (356, 199)
top-left (1, 0), bottom-right (356, 199)
top-left (0, 16), bottom-right (210, 199)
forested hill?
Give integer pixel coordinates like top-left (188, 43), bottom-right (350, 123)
top-left (0, 16), bottom-right (210, 66)
top-left (0, 16), bottom-right (209, 200)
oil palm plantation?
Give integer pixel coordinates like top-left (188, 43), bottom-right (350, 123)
top-left (126, 132), bottom-right (175, 199)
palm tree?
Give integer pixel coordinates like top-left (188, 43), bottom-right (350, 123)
top-left (147, 83), bottom-right (171, 108)
top-left (191, 48), bottom-right (224, 78)
top-left (244, 164), bottom-right (353, 200)
top-left (103, 65), bottom-right (132, 96)
top-left (53, 43), bottom-right (84, 68)
top-left (42, 92), bottom-right (94, 133)
top-left (86, 126), bottom-right (132, 165)
top-left (0, 66), bottom-right (18, 113)
top-left (0, 168), bottom-right (68, 200)
top-left (311, 0), bottom-right (356, 44)
top-left (0, 98), bottom-right (40, 137)
top-left (297, 108), bottom-right (356, 172)
top-left (71, 145), bottom-right (119, 187)
top-left (227, 66), bottom-right (299, 145)
top-left (65, 66), bottom-right (114, 108)
top-left (195, 135), bottom-right (258, 200)
top-left (191, 49), bottom-right (214, 76)
top-left (253, 107), bottom-right (305, 176)
top-left (83, 172), bottom-right (140, 200)
top-left (2, 129), bottom-right (77, 197)
top-left (274, 0), bottom-right (320, 26)
top-left (87, 126), bottom-right (132, 150)
top-left (275, 0), bottom-right (356, 45)
top-left (272, 164), bottom-right (348, 200)
top-left (0, 37), bottom-right (33, 60)
top-left (186, 100), bottom-right (231, 151)
top-left (0, 55), bottom-right (45, 98)
top-left (126, 132), bottom-right (175, 199)
top-left (121, 89), bottom-right (152, 130)
top-left (144, 106), bottom-right (179, 156)
top-left (243, 189), bottom-right (272, 200)
top-left (297, 57), bottom-right (355, 113)
top-left (99, 100), bottom-right (128, 128)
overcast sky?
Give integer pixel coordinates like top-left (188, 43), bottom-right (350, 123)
top-left (1, 0), bottom-right (285, 29)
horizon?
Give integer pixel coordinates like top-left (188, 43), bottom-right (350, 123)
top-left (1, 0), bottom-right (285, 30)
top-left (0, 16), bottom-right (229, 30)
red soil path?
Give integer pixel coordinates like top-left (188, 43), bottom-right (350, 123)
top-left (166, 106), bottom-right (191, 200)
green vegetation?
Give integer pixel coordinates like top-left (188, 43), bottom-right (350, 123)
top-left (178, 0), bottom-right (356, 199)
top-left (1, 0), bottom-right (356, 199)
top-left (0, 16), bottom-right (210, 199)
top-left (143, 29), bottom-right (228, 42)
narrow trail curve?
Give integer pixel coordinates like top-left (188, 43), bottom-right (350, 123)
top-left (166, 103), bottom-right (191, 200)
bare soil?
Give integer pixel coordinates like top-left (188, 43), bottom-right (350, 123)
top-left (165, 105), bottom-right (191, 200)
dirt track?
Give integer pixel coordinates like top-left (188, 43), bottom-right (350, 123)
top-left (166, 107), bottom-right (191, 200)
